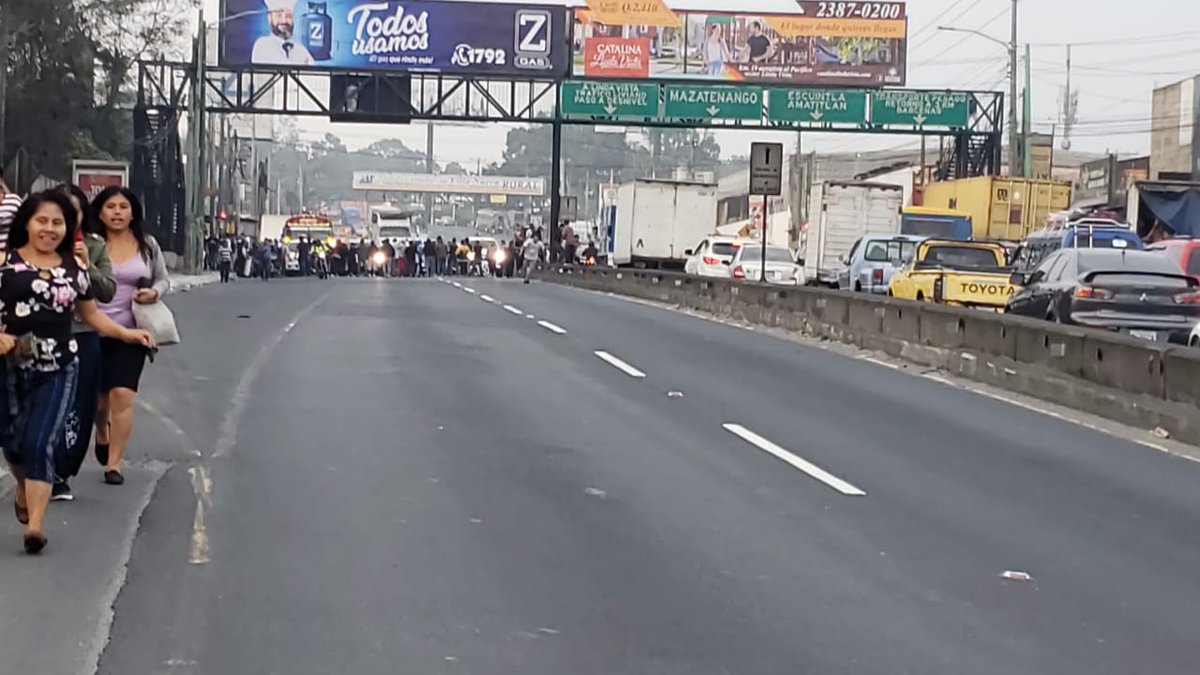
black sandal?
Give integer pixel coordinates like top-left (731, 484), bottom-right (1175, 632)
top-left (14, 501), bottom-right (28, 525)
top-left (24, 532), bottom-right (47, 555)
top-left (103, 470), bottom-right (124, 486)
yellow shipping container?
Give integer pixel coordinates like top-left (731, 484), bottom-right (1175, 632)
top-left (921, 177), bottom-right (1072, 242)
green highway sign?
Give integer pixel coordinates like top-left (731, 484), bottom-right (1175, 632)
top-left (767, 88), bottom-right (868, 125)
top-left (560, 81), bottom-right (660, 120)
top-left (870, 90), bottom-right (971, 128)
top-left (663, 85), bottom-right (763, 121)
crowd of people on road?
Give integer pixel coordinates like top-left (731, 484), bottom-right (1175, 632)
top-left (198, 227), bottom-right (558, 283)
top-left (0, 174), bottom-right (163, 555)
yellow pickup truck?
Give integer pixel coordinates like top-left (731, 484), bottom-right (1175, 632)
top-left (887, 240), bottom-right (1014, 311)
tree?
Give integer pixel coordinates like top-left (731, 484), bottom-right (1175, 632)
top-left (0, 0), bottom-right (196, 186)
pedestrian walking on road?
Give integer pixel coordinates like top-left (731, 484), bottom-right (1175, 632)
top-left (91, 186), bottom-right (170, 486)
top-left (522, 233), bottom-right (544, 283)
top-left (1, 191), bottom-right (153, 553)
top-left (217, 238), bottom-right (233, 283)
top-left (51, 185), bottom-right (118, 502)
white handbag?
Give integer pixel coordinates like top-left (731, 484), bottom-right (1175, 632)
top-left (132, 300), bottom-right (181, 346)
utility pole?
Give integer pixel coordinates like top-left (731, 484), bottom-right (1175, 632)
top-left (1022, 43), bottom-right (1032, 179)
top-left (1060, 44), bottom-right (1077, 150)
top-left (185, 8), bottom-right (208, 272)
top-left (1008, 0), bottom-right (1019, 177)
top-left (425, 123), bottom-right (435, 226)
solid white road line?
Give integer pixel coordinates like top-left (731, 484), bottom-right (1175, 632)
top-left (480, 294), bottom-right (496, 303)
top-left (723, 424), bottom-right (866, 497)
top-left (594, 351), bottom-right (647, 378)
top-left (537, 320), bottom-right (567, 335)
top-left (503, 305), bottom-right (524, 315)
top-left (857, 355), bottom-right (900, 370)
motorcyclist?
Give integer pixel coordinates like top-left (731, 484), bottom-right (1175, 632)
top-left (581, 241), bottom-right (599, 265)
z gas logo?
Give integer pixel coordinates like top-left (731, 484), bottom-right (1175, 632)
top-left (513, 9), bottom-right (552, 70)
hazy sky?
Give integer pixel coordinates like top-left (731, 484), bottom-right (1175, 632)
top-left (200, 0), bottom-right (1200, 166)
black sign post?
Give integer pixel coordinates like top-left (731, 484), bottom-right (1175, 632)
top-left (750, 142), bottom-right (784, 283)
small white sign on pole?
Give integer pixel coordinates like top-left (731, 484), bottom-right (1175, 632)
top-left (749, 142), bottom-right (784, 197)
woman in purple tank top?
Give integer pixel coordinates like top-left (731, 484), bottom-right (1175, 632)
top-left (90, 187), bottom-right (170, 485)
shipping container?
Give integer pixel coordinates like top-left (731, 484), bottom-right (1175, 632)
top-left (921, 177), bottom-right (1072, 242)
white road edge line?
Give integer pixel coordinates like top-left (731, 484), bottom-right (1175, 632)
top-left (858, 355), bottom-right (900, 370)
top-left (594, 351), bottom-right (647, 378)
top-left (537, 320), bottom-right (567, 335)
top-left (503, 305), bottom-right (524, 315)
top-left (479, 294), bottom-right (496, 303)
top-left (723, 424), bottom-right (866, 497)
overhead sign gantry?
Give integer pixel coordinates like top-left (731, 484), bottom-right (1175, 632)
top-left (135, 0), bottom-right (1002, 253)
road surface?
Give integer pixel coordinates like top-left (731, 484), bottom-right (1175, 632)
top-left (3, 275), bottom-right (1198, 675)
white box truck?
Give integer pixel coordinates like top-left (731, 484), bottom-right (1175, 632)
top-left (803, 181), bottom-right (904, 285)
top-left (611, 179), bottom-right (718, 268)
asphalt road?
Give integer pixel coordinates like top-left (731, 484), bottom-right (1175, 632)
top-left (4, 273), bottom-right (1198, 674)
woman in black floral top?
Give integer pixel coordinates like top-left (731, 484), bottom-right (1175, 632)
top-left (1, 192), bottom-right (153, 554)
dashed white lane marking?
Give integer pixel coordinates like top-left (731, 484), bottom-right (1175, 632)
top-left (453, 282), bottom-right (462, 288)
top-left (503, 305), bottom-right (524, 315)
top-left (525, 314), bottom-right (535, 319)
top-left (594, 351), bottom-right (647, 379)
top-left (463, 287), bottom-right (477, 295)
top-left (723, 424), bottom-right (867, 497)
top-left (537, 320), bottom-right (567, 335)
top-left (479, 294), bottom-right (496, 303)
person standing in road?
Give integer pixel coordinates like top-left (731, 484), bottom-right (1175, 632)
top-left (522, 232), bottom-right (544, 283)
top-left (561, 221), bottom-right (579, 264)
top-left (91, 186), bottom-right (170, 486)
top-left (434, 236), bottom-right (448, 276)
top-left (1, 191), bottom-right (154, 553)
top-left (217, 237), bottom-right (234, 283)
top-left (383, 239), bottom-right (396, 278)
top-left (50, 184), bottom-right (118, 503)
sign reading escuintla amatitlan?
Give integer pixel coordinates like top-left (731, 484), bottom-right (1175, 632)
top-left (219, 0), bottom-right (567, 77)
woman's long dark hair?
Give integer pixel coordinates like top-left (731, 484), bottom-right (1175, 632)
top-left (91, 186), bottom-right (149, 258)
top-left (54, 183), bottom-right (99, 234)
top-left (7, 191), bottom-right (80, 262)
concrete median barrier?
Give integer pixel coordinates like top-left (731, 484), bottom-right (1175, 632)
top-left (542, 266), bottom-right (1200, 445)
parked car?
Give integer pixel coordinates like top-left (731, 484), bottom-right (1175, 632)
top-left (729, 245), bottom-right (804, 286)
top-left (1013, 219), bottom-right (1141, 272)
top-left (837, 234), bottom-right (925, 293)
top-left (1145, 238), bottom-right (1200, 282)
top-left (684, 236), bottom-right (749, 278)
top-left (1006, 249), bottom-right (1200, 343)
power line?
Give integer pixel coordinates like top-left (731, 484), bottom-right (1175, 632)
top-left (913, 5), bottom-right (1008, 68)
top-left (908, 0), bottom-right (980, 44)
top-left (1031, 31), bottom-right (1200, 47)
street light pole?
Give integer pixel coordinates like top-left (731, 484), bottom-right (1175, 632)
top-left (938, 0), bottom-right (1021, 177)
top-left (1009, 0), bottom-right (1019, 177)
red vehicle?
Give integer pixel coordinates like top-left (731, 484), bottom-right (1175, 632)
top-left (1146, 238), bottom-right (1200, 283)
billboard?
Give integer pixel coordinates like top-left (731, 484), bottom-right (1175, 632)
top-left (352, 172), bottom-right (545, 196)
top-left (219, 0), bottom-right (568, 77)
top-left (72, 160), bottom-right (129, 201)
top-left (572, 2), bottom-right (907, 86)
